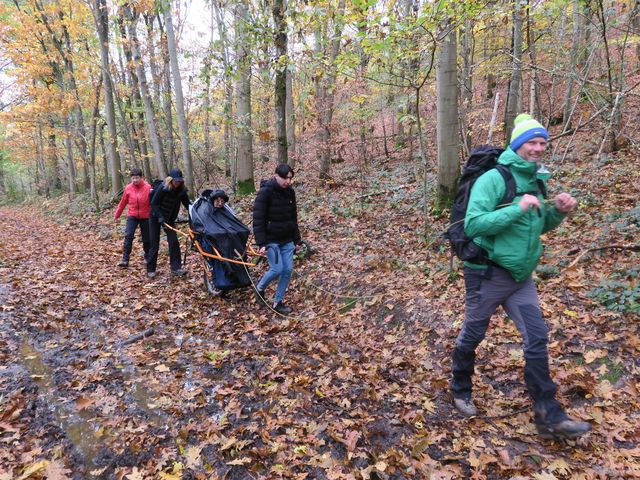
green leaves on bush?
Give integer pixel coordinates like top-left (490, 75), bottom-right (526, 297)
top-left (586, 266), bottom-right (639, 314)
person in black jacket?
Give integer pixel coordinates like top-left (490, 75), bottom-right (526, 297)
top-left (253, 164), bottom-right (302, 314)
top-left (147, 168), bottom-right (190, 279)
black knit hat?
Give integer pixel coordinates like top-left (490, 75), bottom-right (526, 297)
top-left (210, 189), bottom-right (229, 202)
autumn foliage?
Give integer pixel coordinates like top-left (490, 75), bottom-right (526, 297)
top-left (0, 143), bottom-right (638, 478)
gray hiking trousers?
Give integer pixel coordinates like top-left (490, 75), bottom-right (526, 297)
top-left (451, 265), bottom-right (566, 422)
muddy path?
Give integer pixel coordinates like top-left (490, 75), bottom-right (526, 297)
top-left (0, 205), bottom-right (638, 479)
top-left (0, 207), bottom-right (445, 479)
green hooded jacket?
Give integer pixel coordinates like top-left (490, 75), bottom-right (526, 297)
top-left (463, 147), bottom-right (567, 282)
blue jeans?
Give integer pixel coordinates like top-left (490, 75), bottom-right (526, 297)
top-left (256, 242), bottom-right (294, 303)
top-left (451, 266), bottom-right (567, 423)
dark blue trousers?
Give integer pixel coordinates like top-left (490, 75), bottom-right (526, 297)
top-left (122, 216), bottom-right (149, 262)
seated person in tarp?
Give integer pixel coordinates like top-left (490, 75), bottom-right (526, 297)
top-left (211, 189), bottom-right (236, 216)
top-left (189, 189), bottom-right (251, 292)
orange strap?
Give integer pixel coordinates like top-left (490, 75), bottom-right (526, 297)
top-left (162, 222), bottom-right (259, 267)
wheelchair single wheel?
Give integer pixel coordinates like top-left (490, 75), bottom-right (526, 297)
top-left (202, 268), bottom-right (222, 297)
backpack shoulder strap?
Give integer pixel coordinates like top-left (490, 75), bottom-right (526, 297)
top-left (494, 164), bottom-right (517, 207)
top-left (536, 179), bottom-right (548, 199)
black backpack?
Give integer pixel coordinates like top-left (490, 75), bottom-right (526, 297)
top-left (444, 145), bottom-right (547, 264)
top-left (149, 178), bottom-right (164, 203)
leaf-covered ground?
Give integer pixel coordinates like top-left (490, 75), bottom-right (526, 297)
top-left (0, 152), bottom-right (638, 479)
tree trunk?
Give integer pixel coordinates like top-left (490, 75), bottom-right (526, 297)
top-left (633, 1), bottom-right (640, 66)
top-left (460, 18), bottom-right (474, 153)
top-left (116, 9), bottom-right (143, 170)
top-left (158, 19), bottom-right (175, 166)
top-left (88, 76), bottom-right (103, 204)
top-left (60, 16), bottom-right (89, 192)
top-left (504, 0), bottom-right (525, 141)
top-left (112, 67), bottom-right (139, 171)
top-left (234, 0), bottom-right (254, 195)
top-left (436, 28), bottom-right (459, 208)
top-left (144, 14), bottom-right (163, 109)
top-left (285, 67), bottom-right (296, 166)
top-left (36, 124), bottom-right (49, 198)
top-left (33, 0), bottom-right (90, 192)
top-left (162, 0), bottom-right (194, 194)
top-left (525, 5), bottom-right (541, 119)
top-left (273, 0), bottom-right (288, 165)
top-left (596, 0), bottom-right (621, 152)
top-left (212, 0), bottom-right (234, 177)
top-left (47, 127), bottom-right (61, 192)
top-left (99, 124), bottom-right (110, 191)
top-left (562, 0), bottom-right (585, 131)
top-left (124, 4), bottom-right (167, 178)
top-left (118, 13), bottom-right (152, 178)
top-left (315, 0), bottom-right (346, 180)
top-left (92, 0), bottom-right (122, 195)
top-left (203, 54), bottom-right (212, 177)
top-left (64, 116), bottom-right (77, 195)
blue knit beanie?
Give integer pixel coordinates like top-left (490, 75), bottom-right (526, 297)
top-left (510, 114), bottom-right (548, 151)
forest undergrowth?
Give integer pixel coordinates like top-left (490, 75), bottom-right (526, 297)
top-left (0, 143), bottom-right (638, 479)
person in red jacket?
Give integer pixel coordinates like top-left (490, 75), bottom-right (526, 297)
top-left (114, 168), bottom-right (151, 267)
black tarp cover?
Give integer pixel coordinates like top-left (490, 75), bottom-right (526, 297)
top-left (189, 196), bottom-right (251, 290)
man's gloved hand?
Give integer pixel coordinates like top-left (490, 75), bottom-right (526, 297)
top-left (157, 216), bottom-right (165, 225)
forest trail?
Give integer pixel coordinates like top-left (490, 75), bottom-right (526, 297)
top-left (0, 203), bottom-right (638, 479)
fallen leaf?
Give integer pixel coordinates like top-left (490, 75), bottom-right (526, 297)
top-left (44, 460), bottom-right (72, 480)
top-left (584, 349), bottom-right (607, 364)
top-left (75, 396), bottom-right (94, 411)
top-left (184, 445), bottom-right (203, 469)
top-left (16, 460), bottom-right (49, 480)
top-left (125, 467), bottom-right (145, 480)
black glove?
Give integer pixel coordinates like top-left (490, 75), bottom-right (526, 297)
top-left (157, 216), bottom-right (165, 225)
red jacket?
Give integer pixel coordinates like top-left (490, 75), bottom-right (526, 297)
top-left (114, 181), bottom-right (152, 219)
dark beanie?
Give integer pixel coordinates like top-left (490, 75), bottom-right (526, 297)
top-left (211, 189), bottom-right (229, 202)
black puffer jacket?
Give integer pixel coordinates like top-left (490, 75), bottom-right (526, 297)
top-left (151, 184), bottom-right (190, 223)
top-left (252, 178), bottom-right (301, 246)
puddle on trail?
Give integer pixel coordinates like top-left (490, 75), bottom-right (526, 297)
top-left (19, 341), bottom-right (107, 472)
top-left (18, 337), bottom-right (170, 474)
top-left (81, 313), bottom-right (167, 429)
top-left (119, 363), bottom-right (167, 427)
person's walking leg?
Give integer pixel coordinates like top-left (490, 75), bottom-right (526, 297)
top-left (451, 267), bottom-right (511, 415)
top-left (139, 218), bottom-right (150, 262)
top-left (504, 278), bottom-right (562, 417)
top-left (256, 244), bottom-right (283, 292)
top-left (120, 217), bottom-right (138, 265)
top-left (504, 277), bottom-right (590, 438)
top-left (147, 219), bottom-right (160, 274)
top-left (273, 242), bottom-right (294, 304)
top-left (165, 225), bottom-right (183, 273)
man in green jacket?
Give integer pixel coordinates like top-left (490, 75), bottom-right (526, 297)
top-left (450, 114), bottom-right (591, 440)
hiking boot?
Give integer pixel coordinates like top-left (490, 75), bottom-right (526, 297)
top-left (117, 259), bottom-right (129, 267)
top-left (147, 271), bottom-right (157, 279)
top-left (172, 269), bottom-right (188, 277)
top-left (255, 289), bottom-right (268, 307)
top-left (453, 397), bottom-right (478, 416)
top-left (273, 301), bottom-right (293, 315)
top-left (536, 418), bottom-right (591, 440)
